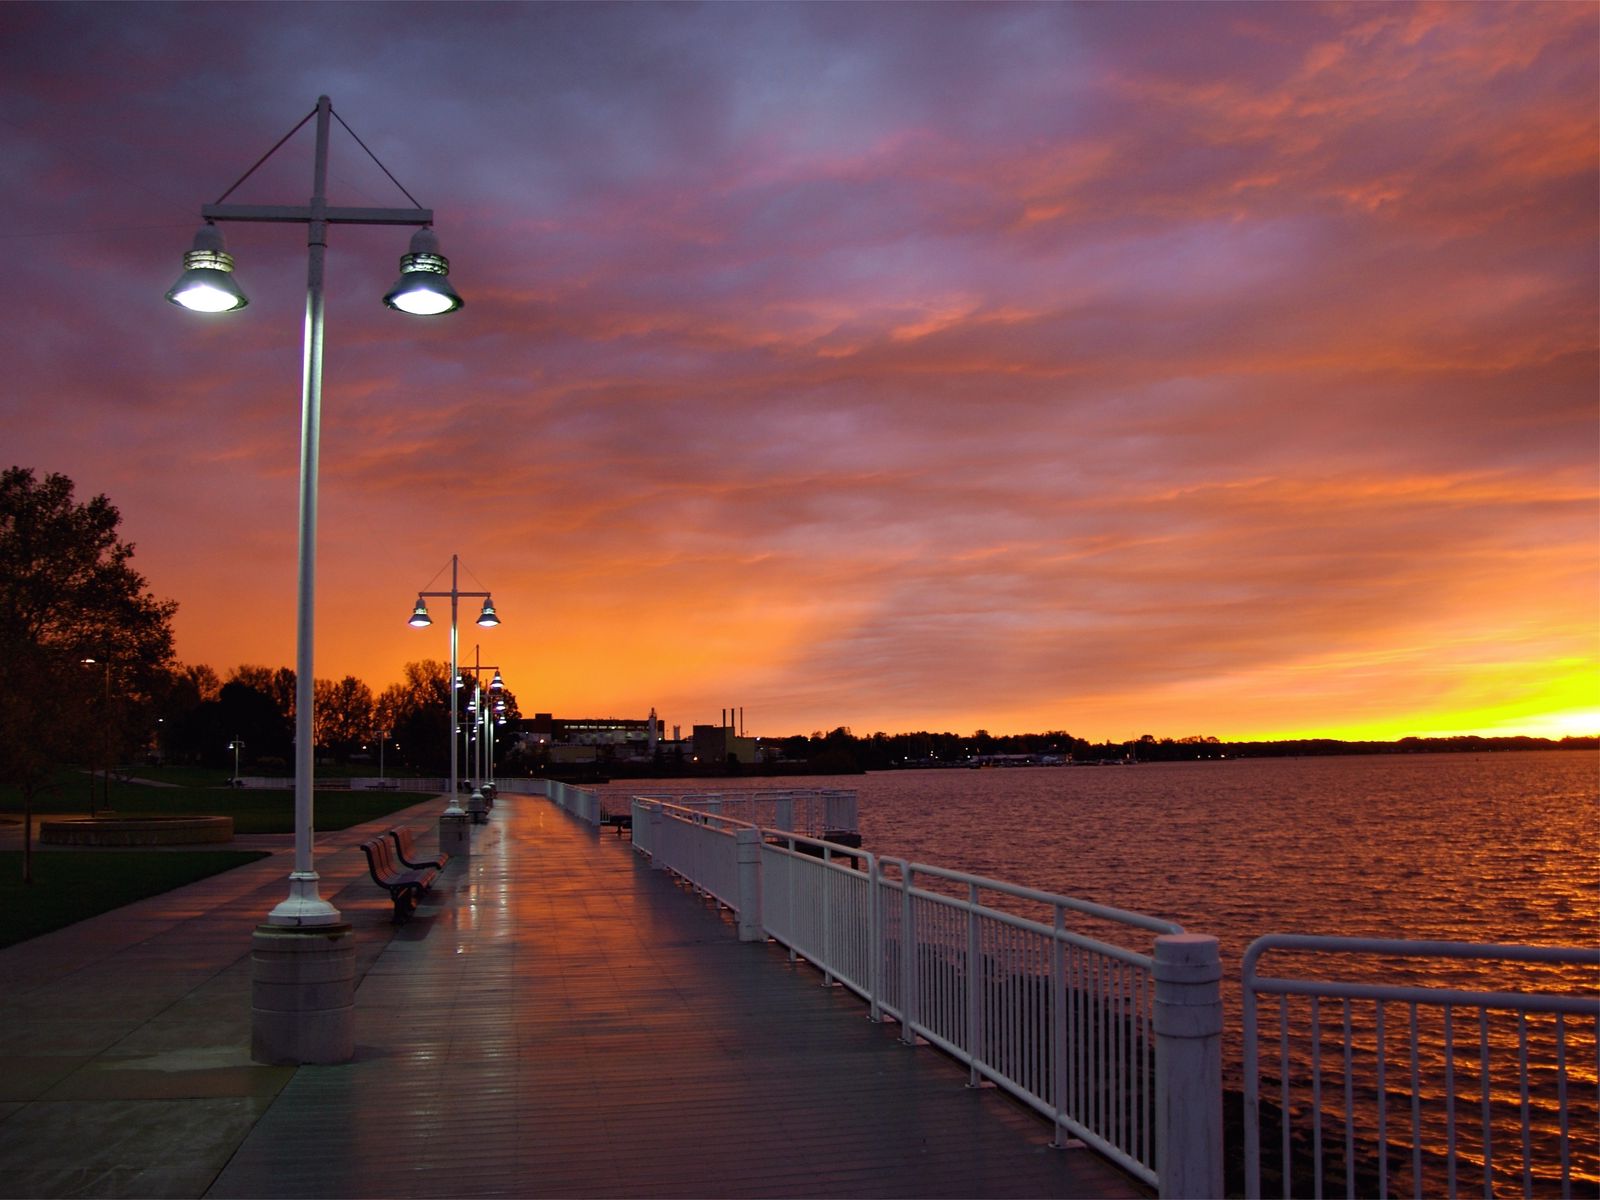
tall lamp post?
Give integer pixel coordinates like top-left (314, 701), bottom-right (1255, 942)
top-left (407, 554), bottom-right (500, 827)
top-left (167, 96), bottom-right (462, 1065)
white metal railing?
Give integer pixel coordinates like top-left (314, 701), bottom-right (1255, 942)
top-left (545, 780), bottom-right (600, 826)
top-left (629, 789), bottom-right (858, 839)
top-left (761, 831), bottom-right (878, 1006)
top-left (632, 798), bottom-right (1218, 1196)
top-left (492, 779), bottom-right (543, 795)
top-left (875, 859), bottom-right (1206, 1193)
top-left (497, 778), bottom-right (601, 825)
top-left (1242, 935), bottom-right (1600, 1199)
top-left (646, 802), bottom-right (747, 912)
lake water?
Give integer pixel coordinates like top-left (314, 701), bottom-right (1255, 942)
top-left (867, 752), bottom-right (1596, 962)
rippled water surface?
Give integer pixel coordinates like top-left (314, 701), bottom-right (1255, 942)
top-left (617, 750), bottom-right (1597, 974)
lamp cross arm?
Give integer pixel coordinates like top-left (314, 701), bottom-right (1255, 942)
top-left (417, 588), bottom-right (492, 599)
top-left (202, 202), bottom-right (434, 227)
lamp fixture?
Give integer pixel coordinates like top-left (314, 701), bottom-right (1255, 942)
top-left (383, 227), bottom-right (464, 315)
top-left (476, 598), bottom-right (500, 627)
top-left (166, 223), bottom-right (249, 313)
top-left (408, 597), bottom-right (432, 627)
top-left (489, 671), bottom-right (504, 692)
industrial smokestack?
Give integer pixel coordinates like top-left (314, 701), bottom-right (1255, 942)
top-left (740, 706), bottom-right (745, 737)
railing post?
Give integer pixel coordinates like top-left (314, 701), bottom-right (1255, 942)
top-left (966, 881), bottom-right (982, 1086)
top-left (867, 855), bottom-right (882, 1023)
top-left (821, 844), bottom-right (834, 987)
top-left (649, 803), bottom-right (668, 870)
top-left (735, 826), bottom-right (762, 941)
top-left (1153, 933), bottom-right (1223, 1200)
top-left (775, 797), bottom-right (794, 832)
top-left (900, 866), bottom-right (917, 1045)
top-left (1050, 903), bottom-right (1068, 1147)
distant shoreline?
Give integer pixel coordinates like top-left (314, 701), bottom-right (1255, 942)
top-left (551, 736), bottom-right (1596, 783)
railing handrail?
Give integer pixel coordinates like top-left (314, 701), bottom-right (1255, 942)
top-left (763, 826), bottom-right (872, 855)
top-left (638, 798), bottom-right (760, 831)
top-left (632, 788), bottom-right (857, 799)
top-left (883, 856), bottom-right (1185, 937)
top-left (1246, 975), bottom-right (1600, 1014)
top-left (1244, 932), bottom-right (1600, 975)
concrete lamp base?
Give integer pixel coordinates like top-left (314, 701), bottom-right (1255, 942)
top-left (250, 922), bottom-right (356, 1065)
top-left (440, 811), bottom-right (472, 857)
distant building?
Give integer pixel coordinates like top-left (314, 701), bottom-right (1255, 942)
top-left (692, 723), bottom-right (760, 765)
top-left (518, 712), bottom-right (666, 763)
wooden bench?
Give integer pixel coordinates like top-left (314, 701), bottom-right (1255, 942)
top-left (387, 826), bottom-right (448, 871)
top-left (359, 836), bottom-right (439, 922)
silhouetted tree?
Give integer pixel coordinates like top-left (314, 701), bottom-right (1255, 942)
top-left (315, 675), bottom-right (374, 758)
top-left (0, 468), bottom-right (177, 880)
top-left (228, 664), bottom-right (296, 725)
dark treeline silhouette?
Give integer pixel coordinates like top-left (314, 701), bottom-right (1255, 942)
top-left (734, 728), bottom-right (1598, 776)
top-left (154, 659), bottom-right (521, 775)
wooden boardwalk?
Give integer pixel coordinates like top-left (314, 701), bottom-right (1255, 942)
top-left (0, 793), bottom-right (1146, 1198)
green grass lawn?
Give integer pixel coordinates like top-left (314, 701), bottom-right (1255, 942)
top-left (0, 850), bottom-right (272, 949)
top-left (1, 771), bottom-right (436, 833)
top-left (102, 791), bottom-right (438, 834)
top-left (126, 763), bottom-right (439, 786)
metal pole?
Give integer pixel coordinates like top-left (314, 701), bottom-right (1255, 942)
top-left (100, 662), bottom-right (110, 814)
top-left (446, 554), bottom-right (462, 814)
top-left (269, 95), bottom-right (339, 926)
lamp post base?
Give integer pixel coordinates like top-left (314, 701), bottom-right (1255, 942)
top-left (250, 922), bottom-right (355, 1065)
top-left (440, 811), bottom-right (472, 857)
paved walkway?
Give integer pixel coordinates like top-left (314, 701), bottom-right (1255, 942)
top-left (0, 794), bottom-right (1146, 1198)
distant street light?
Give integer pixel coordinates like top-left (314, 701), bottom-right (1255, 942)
top-left (168, 96), bottom-right (462, 930)
top-left (228, 738), bottom-right (246, 785)
top-left (407, 554), bottom-right (500, 815)
top-left (458, 645), bottom-right (506, 820)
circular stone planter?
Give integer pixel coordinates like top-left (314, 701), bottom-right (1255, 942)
top-left (39, 815), bottom-right (235, 846)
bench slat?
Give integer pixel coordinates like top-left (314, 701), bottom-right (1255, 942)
top-left (360, 837), bottom-right (439, 922)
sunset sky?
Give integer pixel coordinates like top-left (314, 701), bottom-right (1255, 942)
top-left (4, 2), bottom-right (1596, 742)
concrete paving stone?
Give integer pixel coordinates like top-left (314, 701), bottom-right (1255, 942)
top-left (0, 1096), bottom-right (266, 1172)
top-left (41, 1058), bottom-right (292, 1103)
top-left (0, 1165), bottom-right (226, 1200)
top-left (0, 1056), bottom-right (94, 1102)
